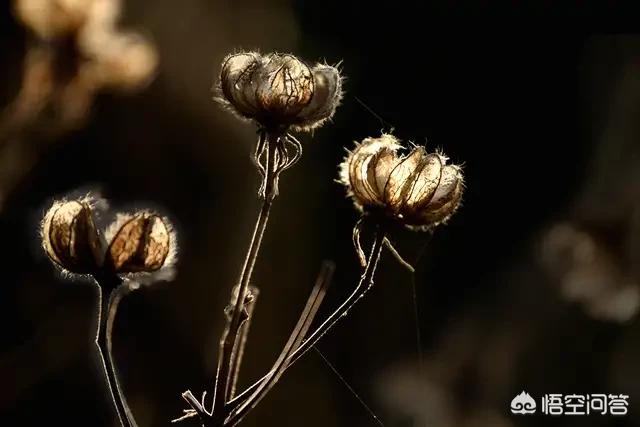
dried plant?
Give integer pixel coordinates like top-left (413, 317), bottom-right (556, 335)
top-left (339, 134), bottom-right (464, 231)
top-left (34, 50), bottom-right (464, 427)
top-left (172, 52), bottom-right (464, 426)
top-left (172, 51), bottom-right (343, 426)
top-left (40, 195), bottom-right (176, 427)
top-left (540, 222), bottom-right (640, 322)
top-left (10, 0), bottom-right (157, 126)
top-left (0, 0), bottom-right (157, 209)
top-left (340, 134), bottom-right (464, 266)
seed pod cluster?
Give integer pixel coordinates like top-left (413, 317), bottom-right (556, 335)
top-left (41, 198), bottom-right (175, 276)
top-left (218, 51), bottom-right (342, 131)
top-left (339, 134), bottom-right (464, 230)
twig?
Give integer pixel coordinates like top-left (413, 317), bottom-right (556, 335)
top-left (94, 274), bottom-right (137, 427)
top-left (226, 262), bottom-right (334, 425)
top-left (211, 132), bottom-right (279, 419)
top-left (227, 286), bottom-right (259, 400)
top-left (228, 230), bottom-right (385, 425)
top-left (181, 390), bottom-right (207, 419)
top-left (223, 262), bottom-right (334, 414)
top-left (383, 237), bottom-right (415, 273)
top-left (352, 217), bottom-right (367, 267)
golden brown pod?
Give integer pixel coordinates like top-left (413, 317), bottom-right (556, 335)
top-left (218, 51), bottom-right (342, 131)
top-left (105, 212), bottom-right (171, 273)
top-left (339, 134), bottom-right (464, 230)
top-left (41, 199), bottom-right (102, 274)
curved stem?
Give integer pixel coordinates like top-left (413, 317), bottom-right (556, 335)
top-left (227, 227), bottom-right (386, 425)
top-left (95, 277), bottom-right (136, 427)
top-left (211, 132), bottom-right (279, 419)
top-left (290, 228), bottom-right (386, 364)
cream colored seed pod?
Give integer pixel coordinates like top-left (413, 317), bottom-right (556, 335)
top-left (218, 51), bottom-right (343, 131)
top-left (41, 199), bottom-right (102, 274)
top-left (339, 134), bottom-right (464, 230)
top-left (105, 212), bottom-right (171, 273)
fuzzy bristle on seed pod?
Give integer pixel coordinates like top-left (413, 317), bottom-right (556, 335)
top-left (105, 212), bottom-right (172, 274)
top-left (41, 199), bottom-right (103, 274)
top-left (218, 51), bottom-right (343, 131)
top-left (339, 134), bottom-right (464, 230)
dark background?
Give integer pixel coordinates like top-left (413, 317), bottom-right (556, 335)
top-left (2, 1), bottom-right (640, 426)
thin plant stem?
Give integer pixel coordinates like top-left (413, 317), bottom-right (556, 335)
top-left (95, 275), bottom-right (136, 427)
top-left (227, 286), bottom-right (259, 399)
top-left (289, 227), bottom-right (385, 364)
top-left (228, 227), bottom-right (386, 425)
top-left (383, 238), bottom-right (415, 273)
top-left (175, 263), bottom-right (332, 425)
top-left (211, 132), bottom-right (279, 419)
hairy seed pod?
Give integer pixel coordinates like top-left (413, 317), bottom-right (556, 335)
top-left (105, 212), bottom-right (171, 273)
top-left (218, 51), bottom-right (343, 131)
top-left (41, 199), bottom-right (102, 274)
top-left (339, 134), bottom-right (464, 230)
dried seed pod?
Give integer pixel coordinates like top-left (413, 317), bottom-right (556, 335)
top-left (79, 31), bottom-right (158, 90)
top-left (15, 0), bottom-right (121, 40)
top-left (41, 199), bottom-right (102, 274)
top-left (218, 51), bottom-right (343, 131)
top-left (105, 212), bottom-right (172, 273)
top-left (339, 134), bottom-right (464, 230)
top-left (14, 0), bottom-right (96, 40)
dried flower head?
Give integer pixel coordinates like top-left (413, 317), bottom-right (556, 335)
top-left (80, 32), bottom-right (158, 90)
top-left (218, 51), bottom-right (342, 131)
top-left (104, 212), bottom-right (173, 274)
top-left (14, 0), bottom-right (95, 40)
top-left (41, 198), bottom-right (103, 274)
top-left (339, 134), bottom-right (464, 230)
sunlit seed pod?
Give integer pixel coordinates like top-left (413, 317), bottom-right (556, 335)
top-left (341, 134), bottom-right (402, 209)
top-left (416, 164), bottom-right (464, 226)
top-left (41, 199), bottom-right (102, 274)
top-left (293, 64), bottom-right (343, 131)
top-left (14, 0), bottom-right (96, 40)
top-left (218, 51), bottom-right (343, 131)
top-left (255, 54), bottom-right (314, 120)
top-left (339, 134), bottom-right (464, 230)
top-left (220, 52), bottom-right (262, 118)
top-left (105, 212), bottom-right (171, 273)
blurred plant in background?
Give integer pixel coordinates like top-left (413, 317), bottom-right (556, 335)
top-left (0, 0), bottom-right (156, 210)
